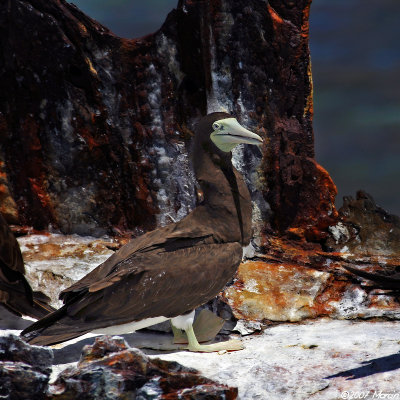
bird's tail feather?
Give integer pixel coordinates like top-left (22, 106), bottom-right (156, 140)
top-left (0, 283), bottom-right (55, 320)
top-left (25, 330), bottom-right (90, 347)
top-left (21, 305), bottom-right (90, 346)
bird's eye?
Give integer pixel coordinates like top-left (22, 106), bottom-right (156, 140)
top-left (212, 123), bottom-right (220, 130)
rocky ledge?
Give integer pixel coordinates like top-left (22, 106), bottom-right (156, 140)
top-left (2, 319), bottom-right (400, 399)
top-left (0, 334), bottom-right (53, 400)
top-left (16, 199), bottom-right (400, 328)
top-left (0, 334), bottom-right (238, 399)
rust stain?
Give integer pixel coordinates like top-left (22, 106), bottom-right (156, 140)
top-left (304, 56), bottom-right (314, 118)
top-left (79, 127), bottom-right (100, 151)
top-left (301, 0), bottom-right (312, 39)
top-left (267, 4), bottom-right (284, 27)
top-left (24, 242), bottom-right (94, 261)
top-left (78, 22), bottom-right (88, 36)
top-left (28, 177), bottom-right (52, 210)
top-left (224, 260), bottom-right (331, 322)
top-left (85, 57), bottom-right (98, 76)
top-left (0, 160), bottom-right (18, 222)
top-left (288, 160), bottom-right (339, 242)
top-left (223, 235), bottom-right (400, 322)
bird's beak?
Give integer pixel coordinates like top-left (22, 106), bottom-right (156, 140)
top-left (211, 118), bottom-right (263, 152)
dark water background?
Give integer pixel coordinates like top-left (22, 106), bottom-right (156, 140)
top-left (68, 0), bottom-right (400, 215)
top-left (310, 0), bottom-right (400, 215)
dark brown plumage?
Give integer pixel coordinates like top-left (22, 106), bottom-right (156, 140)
top-left (21, 113), bottom-right (261, 348)
top-left (0, 213), bottom-right (54, 320)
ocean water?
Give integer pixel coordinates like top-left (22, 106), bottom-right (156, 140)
top-left (310, 0), bottom-right (400, 214)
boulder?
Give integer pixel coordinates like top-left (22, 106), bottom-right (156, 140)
top-left (0, 334), bottom-right (53, 400)
top-left (49, 335), bottom-right (238, 399)
top-left (0, 0), bottom-right (336, 240)
top-left (326, 190), bottom-right (400, 256)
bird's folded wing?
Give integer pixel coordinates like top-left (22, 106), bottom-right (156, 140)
top-left (23, 242), bottom-right (242, 340)
top-left (60, 222), bottom-right (215, 303)
top-left (0, 214), bottom-right (25, 275)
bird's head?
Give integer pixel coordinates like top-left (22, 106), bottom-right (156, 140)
top-left (210, 114), bottom-right (263, 152)
top-left (193, 112), bottom-right (263, 156)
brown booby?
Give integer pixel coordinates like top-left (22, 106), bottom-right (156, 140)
top-left (21, 113), bottom-right (263, 351)
top-left (0, 213), bottom-right (54, 319)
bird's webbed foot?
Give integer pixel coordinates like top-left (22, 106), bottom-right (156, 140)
top-left (187, 338), bottom-right (244, 352)
top-left (184, 325), bottom-right (243, 353)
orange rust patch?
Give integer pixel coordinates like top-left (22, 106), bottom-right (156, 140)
top-left (286, 159), bottom-right (339, 242)
top-left (79, 127), bottom-right (100, 151)
top-left (22, 238), bottom-right (114, 262)
top-left (312, 277), bottom-right (349, 315)
top-left (301, 0), bottom-right (312, 39)
top-left (28, 177), bottom-right (52, 210)
top-left (223, 235), bottom-right (400, 322)
top-left (368, 293), bottom-right (400, 310)
top-left (304, 57), bottom-right (314, 118)
top-left (267, 4), bottom-right (284, 26)
top-left (0, 161), bottom-right (19, 222)
top-left (78, 22), bottom-right (88, 36)
top-left (224, 260), bottom-right (331, 322)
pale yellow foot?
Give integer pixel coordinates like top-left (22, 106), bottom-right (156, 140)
top-left (187, 339), bottom-right (244, 353)
top-left (184, 325), bottom-right (244, 353)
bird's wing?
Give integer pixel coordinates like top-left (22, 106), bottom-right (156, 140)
top-left (0, 214), bottom-right (25, 275)
top-left (22, 241), bottom-right (242, 345)
top-left (60, 218), bottom-right (215, 303)
top-left (0, 281), bottom-right (55, 319)
top-left (0, 214), bottom-right (55, 319)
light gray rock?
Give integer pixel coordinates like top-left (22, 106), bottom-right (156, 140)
top-left (0, 334), bottom-right (53, 400)
top-left (152, 319), bottom-right (400, 399)
top-left (2, 319), bottom-right (400, 399)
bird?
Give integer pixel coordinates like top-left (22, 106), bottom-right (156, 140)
top-left (344, 265), bottom-right (400, 294)
top-left (21, 112), bottom-right (263, 351)
top-left (0, 212), bottom-right (54, 320)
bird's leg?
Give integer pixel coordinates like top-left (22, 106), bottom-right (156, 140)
top-left (171, 324), bottom-right (187, 343)
top-left (184, 324), bottom-right (243, 352)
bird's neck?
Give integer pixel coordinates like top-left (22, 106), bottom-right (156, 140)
top-left (194, 151), bottom-right (252, 245)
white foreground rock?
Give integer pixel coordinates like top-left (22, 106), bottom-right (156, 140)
top-left (2, 315), bottom-right (400, 399)
top-left (152, 318), bottom-right (400, 399)
top-left (3, 234), bottom-right (399, 398)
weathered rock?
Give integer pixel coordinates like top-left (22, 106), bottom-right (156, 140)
top-left (153, 319), bottom-right (400, 399)
top-left (49, 335), bottom-right (238, 399)
top-left (326, 190), bottom-right (400, 256)
top-left (0, 0), bottom-right (337, 241)
top-left (18, 233), bottom-right (118, 308)
top-left (225, 260), bottom-right (331, 322)
top-left (13, 232), bottom-right (400, 327)
top-left (0, 334), bottom-right (53, 400)
top-left (0, 160), bottom-right (18, 224)
top-left (223, 237), bottom-right (400, 323)
top-left (17, 234), bottom-right (117, 308)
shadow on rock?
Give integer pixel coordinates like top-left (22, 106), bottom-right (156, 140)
top-left (326, 352), bottom-right (400, 380)
top-left (52, 335), bottom-right (98, 364)
top-left (0, 307), bottom-right (33, 330)
top-left (52, 331), bottom-right (183, 364)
